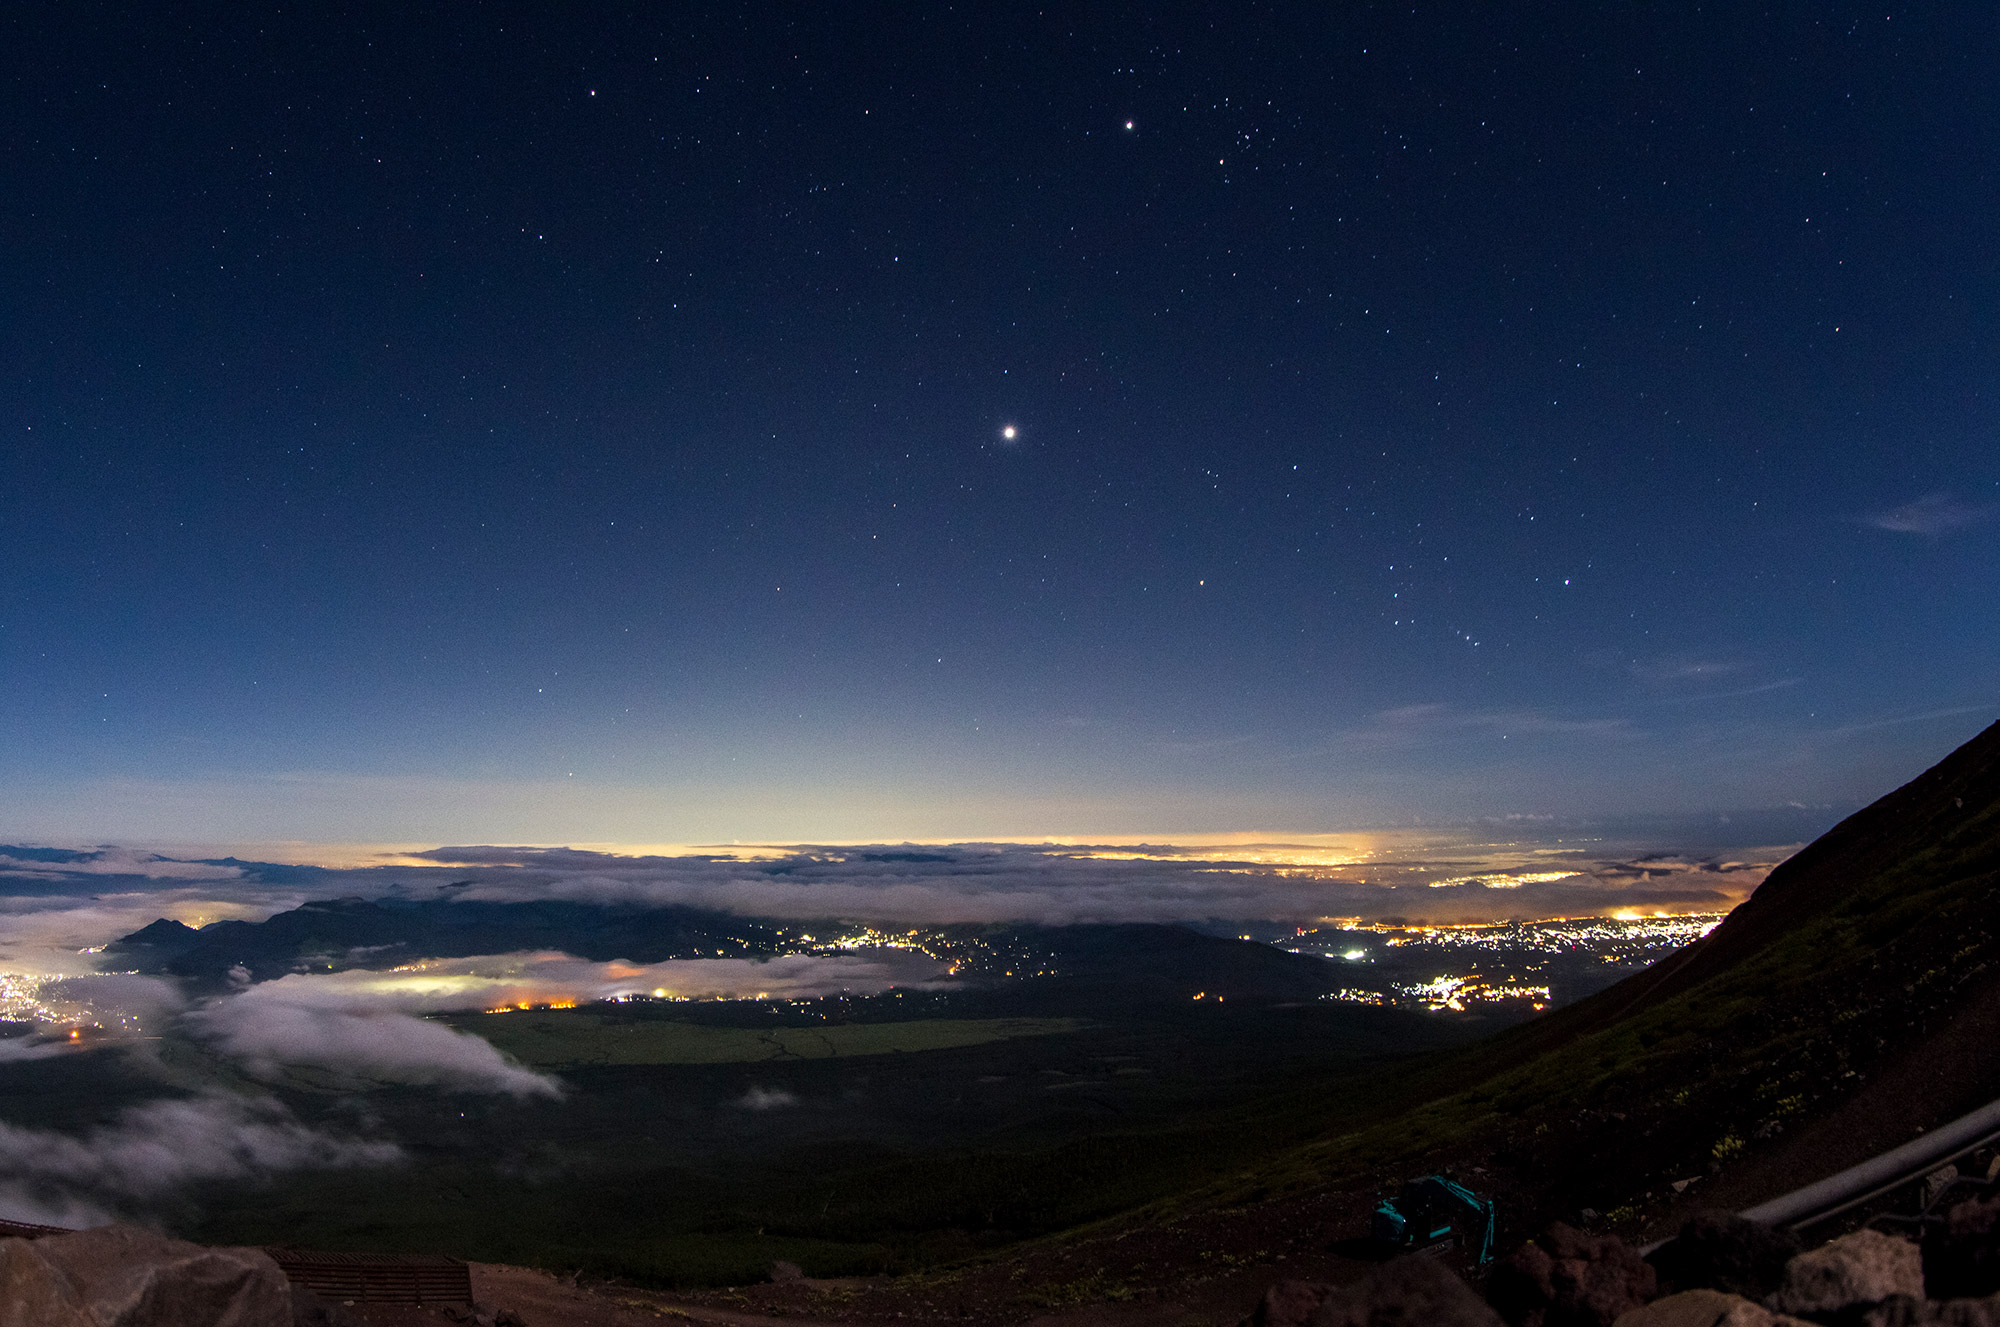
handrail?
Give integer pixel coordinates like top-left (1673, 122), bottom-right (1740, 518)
top-left (1641, 1093), bottom-right (2000, 1255)
top-left (1740, 1096), bottom-right (2000, 1231)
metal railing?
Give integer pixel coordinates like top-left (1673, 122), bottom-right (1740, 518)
top-left (1642, 1094), bottom-right (2000, 1254)
top-left (1741, 1096), bottom-right (2000, 1233)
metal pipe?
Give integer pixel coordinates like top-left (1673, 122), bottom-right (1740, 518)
top-left (1740, 1097), bottom-right (2000, 1231)
top-left (1639, 1094), bottom-right (2000, 1255)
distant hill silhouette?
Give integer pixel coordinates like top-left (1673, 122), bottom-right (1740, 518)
top-left (107, 898), bottom-right (1359, 1004)
top-left (107, 897), bottom-right (793, 985)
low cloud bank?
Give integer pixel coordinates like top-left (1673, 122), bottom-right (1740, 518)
top-left (190, 995), bottom-right (561, 1098)
top-left (222, 950), bottom-right (951, 1014)
top-left (0, 1093), bottom-right (400, 1228)
top-left (384, 843), bottom-right (1773, 928)
top-left (0, 848), bottom-right (246, 882)
top-left (0, 888), bottom-right (307, 975)
top-left (177, 950), bottom-right (943, 1096)
top-left (0, 836), bottom-right (1798, 983)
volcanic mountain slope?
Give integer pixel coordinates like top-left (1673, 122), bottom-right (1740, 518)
top-left (1261, 717), bottom-right (2000, 1237)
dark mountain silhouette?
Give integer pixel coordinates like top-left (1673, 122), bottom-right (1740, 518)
top-left (108, 917), bottom-right (203, 958)
top-left (106, 897), bottom-right (793, 985)
top-left (107, 898), bottom-right (1362, 1004)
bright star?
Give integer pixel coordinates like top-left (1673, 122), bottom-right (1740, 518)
top-left (1001, 424), bottom-right (1017, 440)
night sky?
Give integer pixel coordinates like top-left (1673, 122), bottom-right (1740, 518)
top-left (3, 4), bottom-right (1995, 846)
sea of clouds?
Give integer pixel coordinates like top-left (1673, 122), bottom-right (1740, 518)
top-left (0, 835), bottom-right (1795, 1224)
top-left (0, 838), bottom-right (1787, 973)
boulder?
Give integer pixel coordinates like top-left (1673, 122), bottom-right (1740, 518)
top-left (1609, 1288), bottom-right (1814, 1326)
top-left (1773, 1229), bottom-right (1924, 1317)
top-left (1489, 1224), bottom-right (1658, 1327)
top-left (286, 1285), bottom-right (365, 1327)
top-left (1927, 1194), bottom-right (2000, 1299)
top-left (1861, 1292), bottom-right (2000, 1326)
top-left (1304, 1255), bottom-right (1502, 1326)
top-left (0, 1224), bottom-right (291, 1327)
top-left (1250, 1278), bottom-right (1336, 1327)
top-left (1648, 1211), bottom-right (1805, 1300)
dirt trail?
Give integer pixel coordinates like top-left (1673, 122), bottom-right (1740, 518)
top-left (349, 1264), bottom-right (857, 1327)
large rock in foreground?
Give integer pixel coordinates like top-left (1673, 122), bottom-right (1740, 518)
top-left (1490, 1223), bottom-right (1658, 1326)
top-left (1246, 1257), bottom-right (1502, 1327)
top-left (1309, 1255), bottom-right (1502, 1326)
top-left (1610, 1288), bottom-right (1813, 1326)
top-left (0, 1225), bottom-right (292, 1327)
top-left (1772, 1229), bottom-right (1924, 1317)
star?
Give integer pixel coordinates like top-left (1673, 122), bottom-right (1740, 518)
top-left (1001, 424), bottom-right (1017, 440)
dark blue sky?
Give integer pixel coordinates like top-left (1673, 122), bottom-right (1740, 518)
top-left (2, 3), bottom-right (1995, 844)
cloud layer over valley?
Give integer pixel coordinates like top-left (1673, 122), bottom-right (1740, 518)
top-left (0, 837), bottom-right (1792, 980)
top-left (0, 834), bottom-right (1800, 1228)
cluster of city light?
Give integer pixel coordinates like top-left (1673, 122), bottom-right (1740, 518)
top-left (1361, 914), bottom-right (1724, 957)
top-left (1296, 911), bottom-right (1728, 1013)
top-left (1063, 839), bottom-right (1372, 870)
top-left (0, 973), bottom-right (63, 1024)
top-left (1322, 974), bottom-right (1552, 1013)
top-left (1323, 988), bottom-right (1397, 1006)
top-left (803, 925), bottom-right (928, 953)
top-left (1424, 870), bottom-right (1582, 889)
top-left (797, 927), bottom-right (1062, 981)
top-left (1397, 975), bottom-right (1552, 1012)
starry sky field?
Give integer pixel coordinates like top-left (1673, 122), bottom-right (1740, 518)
top-left (2, 3), bottom-right (1995, 848)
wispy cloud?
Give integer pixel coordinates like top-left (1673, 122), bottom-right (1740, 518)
top-left (1628, 654), bottom-right (1743, 687)
top-left (739, 1086), bottom-right (798, 1111)
top-left (0, 849), bottom-right (245, 881)
top-left (176, 948), bottom-right (956, 1099)
top-left (1865, 491), bottom-right (1998, 537)
top-left (209, 951), bottom-right (951, 1014)
top-left (1654, 678), bottom-right (1802, 705)
top-left (1361, 704), bottom-right (1634, 740)
top-left (1825, 705), bottom-right (1997, 736)
top-left (190, 994), bottom-right (562, 1098)
top-left (0, 1094), bottom-right (399, 1228)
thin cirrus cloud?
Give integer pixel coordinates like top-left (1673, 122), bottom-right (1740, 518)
top-left (1865, 492), bottom-right (1998, 537)
top-left (1344, 704), bottom-right (1636, 744)
top-left (1627, 655), bottom-right (1743, 687)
